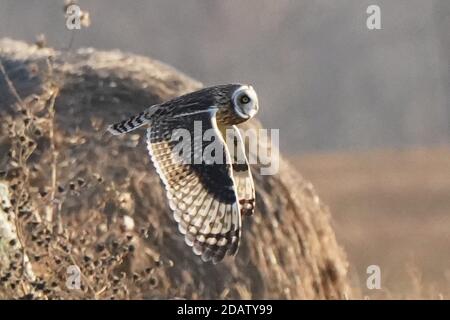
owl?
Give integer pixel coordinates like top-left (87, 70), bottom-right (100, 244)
top-left (107, 84), bottom-right (258, 263)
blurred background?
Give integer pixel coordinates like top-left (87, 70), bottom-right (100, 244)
top-left (1, 0), bottom-right (449, 298)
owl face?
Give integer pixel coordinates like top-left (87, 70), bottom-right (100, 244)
top-left (230, 85), bottom-right (259, 120)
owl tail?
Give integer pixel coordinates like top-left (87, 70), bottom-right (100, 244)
top-left (107, 106), bottom-right (156, 135)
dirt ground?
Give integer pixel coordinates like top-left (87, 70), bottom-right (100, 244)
top-left (294, 146), bottom-right (450, 299)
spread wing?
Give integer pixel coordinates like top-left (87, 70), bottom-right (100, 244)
top-left (146, 108), bottom-right (241, 263)
top-left (226, 125), bottom-right (256, 216)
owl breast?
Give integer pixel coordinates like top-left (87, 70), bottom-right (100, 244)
top-left (215, 106), bottom-right (248, 126)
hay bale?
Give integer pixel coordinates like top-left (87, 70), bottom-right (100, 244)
top-left (0, 182), bottom-right (36, 298)
top-left (0, 38), bottom-right (349, 299)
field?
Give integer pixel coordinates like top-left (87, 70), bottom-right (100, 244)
top-left (294, 146), bottom-right (450, 299)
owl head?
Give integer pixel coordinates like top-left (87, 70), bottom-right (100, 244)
top-left (229, 84), bottom-right (259, 120)
top-left (210, 84), bottom-right (259, 125)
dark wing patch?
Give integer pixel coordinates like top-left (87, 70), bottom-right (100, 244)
top-left (146, 109), bottom-right (241, 263)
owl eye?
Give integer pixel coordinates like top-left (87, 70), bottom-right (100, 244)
top-left (239, 95), bottom-right (250, 104)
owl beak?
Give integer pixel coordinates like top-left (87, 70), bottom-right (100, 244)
top-left (248, 107), bottom-right (258, 118)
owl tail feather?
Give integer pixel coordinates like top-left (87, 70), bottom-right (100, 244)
top-left (107, 107), bottom-right (156, 135)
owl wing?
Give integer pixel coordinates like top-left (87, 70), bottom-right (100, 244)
top-left (227, 125), bottom-right (256, 216)
top-left (146, 108), bottom-right (241, 263)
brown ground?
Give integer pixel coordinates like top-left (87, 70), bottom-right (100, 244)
top-left (294, 146), bottom-right (450, 299)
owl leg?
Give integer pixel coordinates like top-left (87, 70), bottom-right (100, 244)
top-left (239, 199), bottom-right (255, 216)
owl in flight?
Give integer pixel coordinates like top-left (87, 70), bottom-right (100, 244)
top-left (108, 84), bottom-right (258, 263)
